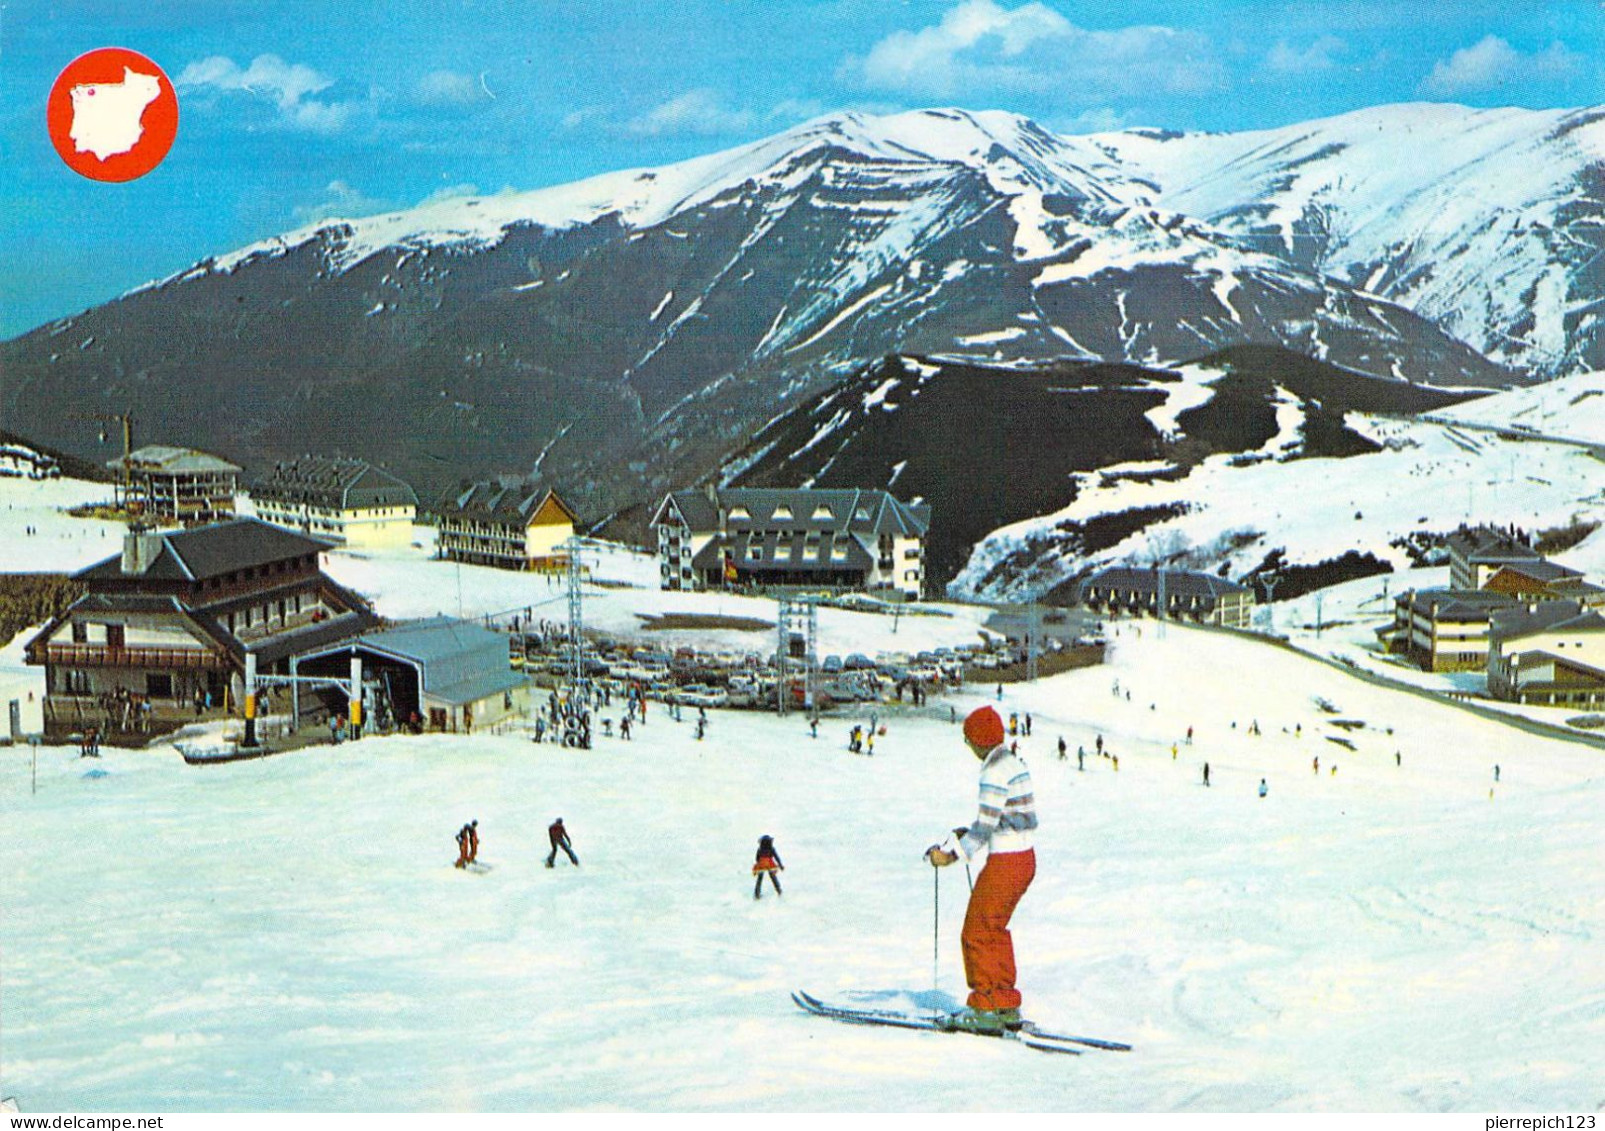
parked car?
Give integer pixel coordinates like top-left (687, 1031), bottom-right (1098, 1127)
top-left (822, 655), bottom-right (844, 674)
top-left (844, 653), bottom-right (876, 671)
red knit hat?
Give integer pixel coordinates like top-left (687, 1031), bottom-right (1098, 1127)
top-left (963, 705), bottom-right (1006, 750)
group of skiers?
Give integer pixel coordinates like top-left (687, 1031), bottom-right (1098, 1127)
top-left (452, 817), bottom-right (579, 870)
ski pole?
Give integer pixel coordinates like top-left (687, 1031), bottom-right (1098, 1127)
top-left (963, 860), bottom-right (974, 893)
top-left (932, 861), bottom-right (940, 991)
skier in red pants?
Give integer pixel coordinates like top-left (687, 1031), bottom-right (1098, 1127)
top-left (925, 704), bottom-right (1037, 1034)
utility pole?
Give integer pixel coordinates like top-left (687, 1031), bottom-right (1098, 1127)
top-left (1258, 574), bottom-right (1280, 632)
top-left (565, 537), bottom-right (584, 687)
top-left (80, 411), bottom-right (134, 509)
top-left (1026, 599), bottom-right (1041, 682)
top-left (775, 597), bottom-right (793, 717)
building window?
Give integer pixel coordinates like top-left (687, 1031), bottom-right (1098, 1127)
top-left (729, 506), bottom-right (750, 521)
top-left (774, 505), bottom-right (793, 520)
top-left (813, 506), bottom-right (834, 520)
top-left (71, 621), bottom-right (88, 644)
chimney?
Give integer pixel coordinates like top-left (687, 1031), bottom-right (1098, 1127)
top-left (120, 526), bottom-right (164, 575)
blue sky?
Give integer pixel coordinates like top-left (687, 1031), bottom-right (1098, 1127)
top-left (4, 0), bottom-right (1605, 338)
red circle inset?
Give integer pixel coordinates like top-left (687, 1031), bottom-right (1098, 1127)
top-left (47, 48), bottom-right (178, 183)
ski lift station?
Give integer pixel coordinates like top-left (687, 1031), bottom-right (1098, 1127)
top-left (291, 616), bottom-right (529, 734)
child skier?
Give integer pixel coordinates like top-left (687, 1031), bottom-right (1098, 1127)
top-left (752, 834), bottom-right (784, 899)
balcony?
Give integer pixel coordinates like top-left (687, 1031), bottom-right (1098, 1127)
top-left (39, 644), bottom-right (228, 669)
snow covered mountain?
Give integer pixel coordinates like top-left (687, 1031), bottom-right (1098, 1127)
top-left (1101, 103), bottom-right (1605, 376)
top-left (0, 104), bottom-right (1536, 527)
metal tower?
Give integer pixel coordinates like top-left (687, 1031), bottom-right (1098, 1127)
top-left (565, 537), bottom-right (584, 685)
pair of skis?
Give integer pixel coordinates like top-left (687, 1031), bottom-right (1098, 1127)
top-left (792, 991), bottom-right (1131, 1056)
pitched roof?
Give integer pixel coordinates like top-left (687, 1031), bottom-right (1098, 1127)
top-left (113, 445), bottom-right (241, 475)
top-left (1396, 587), bottom-right (1522, 622)
top-left (1490, 600), bottom-right (1605, 644)
top-left (659, 487), bottom-right (930, 538)
top-left (252, 457), bottom-right (418, 510)
top-left (74, 519), bottom-right (332, 583)
top-left (1483, 560), bottom-right (1588, 586)
top-left (1081, 566), bottom-right (1250, 599)
top-left (438, 481), bottom-right (577, 527)
top-left (1446, 525), bottom-right (1542, 565)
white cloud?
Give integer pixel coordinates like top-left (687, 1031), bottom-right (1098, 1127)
top-left (418, 183), bottom-right (481, 206)
top-left (1423, 35), bottom-right (1581, 96)
top-left (177, 53), bottom-right (360, 132)
top-left (1265, 35), bottom-right (1345, 75)
top-left (1052, 106), bottom-right (1126, 134)
top-left (291, 180), bottom-right (389, 224)
top-left (623, 89), bottom-right (756, 138)
top-left (842, 0), bottom-right (1224, 99)
top-left (415, 70), bottom-right (490, 109)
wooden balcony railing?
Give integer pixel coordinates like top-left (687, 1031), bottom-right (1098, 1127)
top-left (40, 644), bottom-right (228, 669)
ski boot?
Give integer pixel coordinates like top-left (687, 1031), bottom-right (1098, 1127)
top-left (938, 1007), bottom-right (1023, 1035)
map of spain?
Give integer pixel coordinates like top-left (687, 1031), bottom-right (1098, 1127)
top-left (68, 66), bottom-right (162, 160)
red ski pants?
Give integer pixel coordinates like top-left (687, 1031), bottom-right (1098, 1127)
top-left (961, 848), bottom-right (1035, 1011)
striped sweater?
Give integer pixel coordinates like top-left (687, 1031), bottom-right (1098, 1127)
top-left (944, 744), bottom-right (1037, 860)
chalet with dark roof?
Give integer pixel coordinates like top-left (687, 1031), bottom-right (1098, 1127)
top-left (1487, 600), bottom-right (1605, 706)
top-left (1446, 525), bottom-right (1543, 590)
top-left (1077, 566), bottom-right (1254, 628)
top-left (251, 457), bottom-right (418, 549)
top-left (25, 519), bottom-right (377, 733)
top-left (651, 487), bottom-right (930, 599)
top-left (435, 481), bottom-right (579, 571)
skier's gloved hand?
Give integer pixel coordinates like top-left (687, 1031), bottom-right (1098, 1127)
top-left (926, 846), bottom-right (957, 867)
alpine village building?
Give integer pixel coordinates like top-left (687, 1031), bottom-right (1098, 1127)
top-left (1383, 525), bottom-right (1605, 674)
top-left (651, 487), bottom-right (931, 599)
top-left (1077, 566), bottom-right (1255, 628)
top-left (114, 445), bottom-right (241, 525)
top-left (26, 519), bottom-right (378, 732)
top-left (251, 457), bottom-right (419, 550)
top-left (435, 480), bottom-right (579, 571)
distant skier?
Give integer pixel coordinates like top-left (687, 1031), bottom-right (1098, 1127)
top-left (546, 818), bottom-right (579, 868)
top-left (1185, 725), bottom-right (1193, 745)
top-left (454, 822), bottom-right (473, 869)
top-left (1313, 755), bottom-right (1319, 775)
top-left (1076, 745), bottom-right (1084, 771)
top-left (1057, 736), bottom-right (1067, 761)
top-left (752, 834), bottom-right (784, 899)
top-left (467, 819), bottom-right (480, 865)
top-left (1024, 713), bottom-right (1032, 736)
top-left (1258, 779), bottom-right (1268, 799)
top-left (1202, 762), bottom-right (1210, 788)
top-left (925, 705), bottom-right (1037, 1035)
